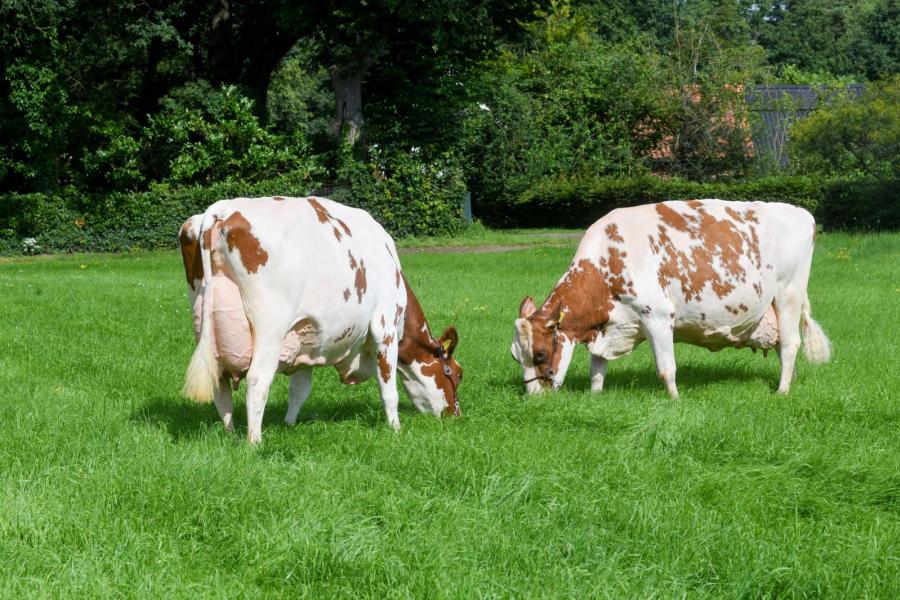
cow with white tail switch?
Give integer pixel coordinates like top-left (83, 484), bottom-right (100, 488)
top-left (511, 199), bottom-right (830, 397)
top-left (179, 196), bottom-right (462, 444)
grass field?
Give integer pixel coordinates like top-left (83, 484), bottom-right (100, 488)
top-left (1, 232), bottom-right (898, 598)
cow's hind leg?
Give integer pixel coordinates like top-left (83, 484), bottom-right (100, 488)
top-left (590, 355), bottom-right (608, 392)
top-left (285, 367), bottom-right (313, 426)
top-left (775, 293), bottom-right (803, 394)
top-left (244, 339), bottom-right (283, 444)
top-left (643, 315), bottom-right (678, 398)
top-left (374, 341), bottom-right (401, 430)
top-left (214, 374), bottom-right (234, 431)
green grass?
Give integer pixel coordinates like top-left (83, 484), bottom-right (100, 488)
top-left (0, 233), bottom-right (898, 598)
top-left (396, 222), bottom-right (580, 249)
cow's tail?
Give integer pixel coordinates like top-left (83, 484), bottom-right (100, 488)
top-left (182, 205), bottom-right (226, 402)
top-left (801, 296), bottom-right (831, 364)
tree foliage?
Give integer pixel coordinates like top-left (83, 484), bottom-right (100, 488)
top-left (789, 76), bottom-right (900, 179)
top-left (0, 0), bottom-right (897, 206)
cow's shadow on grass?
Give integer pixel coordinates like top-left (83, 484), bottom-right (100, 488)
top-left (131, 394), bottom-right (404, 442)
top-left (491, 359), bottom-right (776, 395)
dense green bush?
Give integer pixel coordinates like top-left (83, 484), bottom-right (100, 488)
top-left (0, 161), bottom-right (467, 255)
top-left (338, 148), bottom-right (467, 238)
top-left (512, 174), bottom-right (898, 231)
top-left (507, 175), bottom-right (827, 228)
top-left (789, 76), bottom-right (900, 179)
top-left (818, 178), bottom-right (900, 231)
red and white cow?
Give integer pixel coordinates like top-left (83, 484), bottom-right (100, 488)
top-left (511, 199), bottom-right (830, 396)
top-left (179, 196), bottom-right (462, 443)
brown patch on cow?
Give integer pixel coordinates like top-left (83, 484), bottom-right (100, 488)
top-left (745, 210), bottom-right (758, 223)
top-left (223, 211), bottom-right (269, 274)
top-left (308, 197), bottom-right (352, 242)
top-left (656, 203), bottom-right (699, 237)
top-left (738, 303), bottom-right (749, 312)
top-left (343, 288), bottom-right (351, 302)
top-left (354, 259), bottom-right (367, 303)
top-left (606, 247), bottom-right (626, 276)
top-left (540, 259), bottom-right (613, 347)
top-left (605, 223), bottom-right (624, 243)
top-left (687, 199), bottom-right (703, 208)
top-left (701, 312), bottom-right (706, 321)
top-left (380, 315), bottom-right (386, 328)
top-left (308, 197), bottom-right (331, 224)
top-left (725, 305), bottom-right (739, 315)
top-left (273, 196), bottom-right (285, 201)
top-left (599, 247), bottom-right (635, 298)
top-left (753, 282), bottom-right (763, 297)
top-left (383, 333), bottom-right (394, 347)
top-left (348, 250), bottom-right (357, 270)
top-left (201, 227), bottom-right (213, 250)
top-left (178, 220), bottom-right (202, 291)
top-left (394, 304), bottom-right (404, 326)
top-left (653, 202), bottom-right (763, 301)
top-left (334, 326), bottom-right (353, 342)
top-left (395, 269), bottom-right (401, 288)
top-left (725, 206), bottom-right (744, 223)
top-left (377, 351), bottom-right (391, 383)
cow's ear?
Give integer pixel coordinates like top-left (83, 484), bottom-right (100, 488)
top-left (438, 326), bottom-right (459, 357)
top-left (519, 296), bottom-right (537, 318)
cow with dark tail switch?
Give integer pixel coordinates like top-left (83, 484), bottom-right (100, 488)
top-left (179, 196), bottom-right (462, 444)
top-left (511, 200), bottom-right (830, 397)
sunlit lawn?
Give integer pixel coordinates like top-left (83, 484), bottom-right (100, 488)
top-left (0, 232), bottom-right (897, 597)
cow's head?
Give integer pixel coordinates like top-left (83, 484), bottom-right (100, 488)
top-left (399, 326), bottom-right (463, 417)
top-left (511, 296), bottom-right (577, 394)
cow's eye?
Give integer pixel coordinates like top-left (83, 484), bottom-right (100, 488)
top-left (534, 350), bottom-right (546, 363)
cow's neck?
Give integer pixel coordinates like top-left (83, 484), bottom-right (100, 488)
top-left (398, 276), bottom-right (436, 365)
top-left (541, 258), bottom-right (613, 344)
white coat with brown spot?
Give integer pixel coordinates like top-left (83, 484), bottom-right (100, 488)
top-left (511, 199), bottom-right (830, 397)
top-left (180, 196), bottom-right (462, 444)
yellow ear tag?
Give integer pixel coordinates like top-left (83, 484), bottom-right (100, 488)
top-left (442, 338), bottom-right (453, 351)
top-left (558, 311), bottom-right (566, 323)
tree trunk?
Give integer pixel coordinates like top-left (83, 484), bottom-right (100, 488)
top-left (330, 67), bottom-right (364, 146)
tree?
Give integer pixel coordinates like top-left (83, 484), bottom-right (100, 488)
top-left (789, 75), bottom-right (900, 178)
top-left (462, 1), bottom-right (661, 218)
top-left (651, 0), bottom-right (766, 179)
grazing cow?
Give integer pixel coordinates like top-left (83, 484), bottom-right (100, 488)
top-left (179, 196), bottom-right (463, 443)
top-left (511, 199), bottom-right (831, 396)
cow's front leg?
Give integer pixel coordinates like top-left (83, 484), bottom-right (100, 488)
top-left (643, 318), bottom-right (678, 398)
top-left (590, 355), bottom-right (608, 392)
top-left (214, 374), bottom-right (234, 432)
top-left (374, 342), bottom-right (401, 430)
top-left (285, 367), bottom-right (313, 426)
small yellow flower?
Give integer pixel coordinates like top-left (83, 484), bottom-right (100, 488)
top-left (80, 264), bottom-right (87, 269)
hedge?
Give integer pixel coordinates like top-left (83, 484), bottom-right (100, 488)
top-left (0, 169), bottom-right (466, 255)
top-left (506, 175), bottom-right (899, 231)
top-left (818, 178), bottom-right (900, 231)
